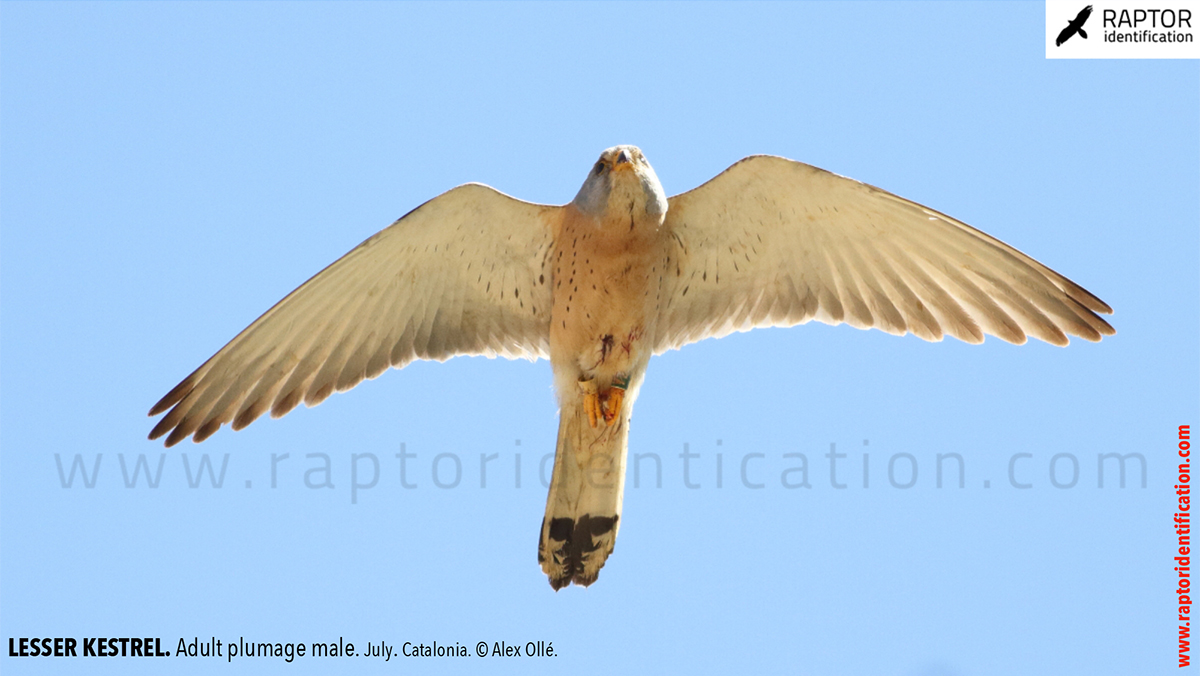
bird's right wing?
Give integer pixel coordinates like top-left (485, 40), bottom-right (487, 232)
top-left (150, 183), bottom-right (560, 446)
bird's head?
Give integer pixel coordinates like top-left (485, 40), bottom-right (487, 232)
top-left (572, 145), bottom-right (667, 222)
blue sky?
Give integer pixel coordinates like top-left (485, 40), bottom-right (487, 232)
top-left (1, 2), bottom-right (1196, 675)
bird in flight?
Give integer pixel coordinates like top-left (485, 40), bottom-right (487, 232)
top-left (149, 146), bottom-right (1114, 589)
top-left (1057, 5), bottom-right (1093, 46)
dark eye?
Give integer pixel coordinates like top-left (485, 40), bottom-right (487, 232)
top-left (594, 162), bottom-right (605, 175)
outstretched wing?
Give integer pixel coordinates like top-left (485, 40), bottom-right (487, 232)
top-left (150, 183), bottom-right (560, 446)
top-left (1058, 5), bottom-right (1093, 44)
top-left (1056, 24), bottom-right (1076, 45)
top-left (653, 156), bottom-right (1113, 354)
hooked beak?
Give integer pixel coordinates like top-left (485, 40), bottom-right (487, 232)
top-left (612, 149), bottom-right (633, 172)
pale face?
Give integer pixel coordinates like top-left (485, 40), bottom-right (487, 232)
top-left (572, 145), bottom-right (668, 220)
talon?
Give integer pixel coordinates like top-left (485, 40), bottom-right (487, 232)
top-left (603, 373), bottom-right (630, 426)
top-left (587, 394), bottom-right (601, 428)
top-left (602, 388), bottom-right (624, 426)
top-left (578, 378), bottom-right (600, 428)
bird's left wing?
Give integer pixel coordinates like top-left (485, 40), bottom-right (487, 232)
top-left (150, 183), bottom-right (560, 446)
top-left (653, 155), bottom-right (1113, 354)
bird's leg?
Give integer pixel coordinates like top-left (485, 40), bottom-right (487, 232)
top-left (578, 377), bottom-right (601, 428)
top-left (602, 373), bottom-right (630, 426)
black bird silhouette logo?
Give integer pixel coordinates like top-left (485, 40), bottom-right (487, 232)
top-left (1057, 5), bottom-right (1094, 46)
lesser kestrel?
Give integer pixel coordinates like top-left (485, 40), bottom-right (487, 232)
top-left (149, 146), bottom-right (1114, 589)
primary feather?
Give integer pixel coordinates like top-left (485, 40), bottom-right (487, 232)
top-left (654, 156), bottom-right (1112, 354)
top-left (149, 184), bottom-right (559, 446)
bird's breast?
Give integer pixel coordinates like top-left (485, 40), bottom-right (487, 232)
top-left (548, 206), bottom-right (667, 371)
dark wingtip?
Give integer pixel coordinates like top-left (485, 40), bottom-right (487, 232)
top-left (192, 419), bottom-right (222, 443)
top-left (148, 414), bottom-right (174, 441)
top-left (1083, 316), bottom-right (1116, 342)
top-left (164, 425), bottom-right (190, 448)
top-left (232, 400), bottom-right (266, 431)
top-left (148, 396), bottom-right (174, 417)
top-left (148, 374), bottom-right (197, 417)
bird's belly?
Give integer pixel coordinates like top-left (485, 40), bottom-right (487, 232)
top-left (548, 259), bottom-right (655, 382)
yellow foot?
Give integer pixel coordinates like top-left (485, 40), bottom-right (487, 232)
top-left (602, 388), bottom-right (624, 426)
top-left (578, 378), bottom-right (601, 428)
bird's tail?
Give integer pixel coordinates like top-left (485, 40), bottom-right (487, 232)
top-left (538, 380), bottom-right (635, 590)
